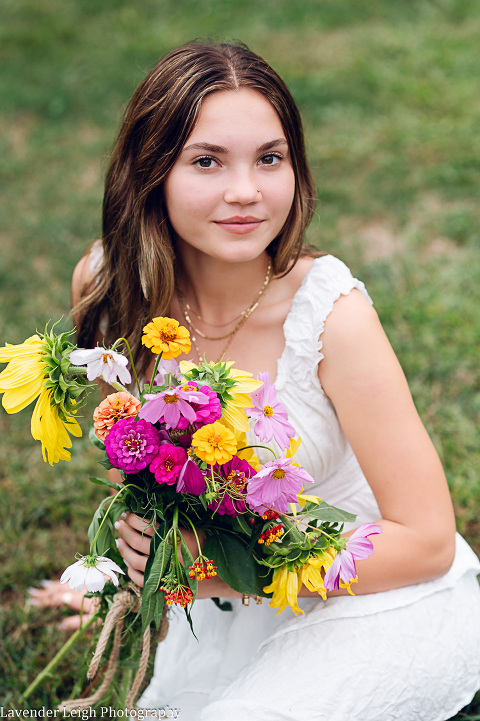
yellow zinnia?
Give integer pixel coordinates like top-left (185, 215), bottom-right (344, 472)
top-left (191, 421), bottom-right (237, 465)
top-left (263, 565), bottom-right (304, 617)
top-left (0, 334), bottom-right (82, 465)
top-left (142, 317), bottom-right (191, 359)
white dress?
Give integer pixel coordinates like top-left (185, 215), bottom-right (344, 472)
top-left (137, 255), bottom-right (480, 721)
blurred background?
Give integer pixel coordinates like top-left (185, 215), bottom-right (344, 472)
top-left (1, 0), bottom-right (479, 712)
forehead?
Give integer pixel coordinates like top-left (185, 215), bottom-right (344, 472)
top-left (186, 89), bottom-right (285, 144)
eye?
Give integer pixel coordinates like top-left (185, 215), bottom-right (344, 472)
top-left (194, 156), bottom-right (218, 169)
top-left (259, 153), bottom-right (282, 166)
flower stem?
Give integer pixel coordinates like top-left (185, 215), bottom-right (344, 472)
top-left (237, 444), bottom-right (277, 459)
top-left (148, 353), bottom-right (164, 393)
top-left (22, 612), bottom-right (99, 700)
top-left (114, 337), bottom-right (141, 392)
top-left (90, 485), bottom-right (130, 555)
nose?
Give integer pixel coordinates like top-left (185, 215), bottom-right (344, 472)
top-left (223, 168), bottom-right (260, 205)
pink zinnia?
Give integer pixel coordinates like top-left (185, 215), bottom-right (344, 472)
top-left (324, 523), bottom-right (383, 593)
top-left (249, 372), bottom-right (296, 450)
top-left (209, 457), bottom-right (256, 516)
top-left (150, 444), bottom-right (187, 486)
top-left (176, 383), bottom-right (222, 430)
top-left (246, 457), bottom-right (314, 515)
top-left (176, 457), bottom-right (206, 495)
top-left (139, 385), bottom-right (210, 429)
top-left (105, 417), bottom-right (161, 473)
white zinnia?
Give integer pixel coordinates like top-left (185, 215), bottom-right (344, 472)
top-left (60, 555), bottom-right (125, 593)
top-left (69, 347), bottom-right (131, 385)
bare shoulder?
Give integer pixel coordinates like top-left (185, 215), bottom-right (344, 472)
top-left (319, 288), bottom-right (404, 398)
top-left (71, 242), bottom-right (100, 307)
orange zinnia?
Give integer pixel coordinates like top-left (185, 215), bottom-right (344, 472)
top-left (93, 391), bottom-right (141, 441)
top-left (191, 421), bottom-right (237, 465)
top-left (141, 317), bottom-right (191, 360)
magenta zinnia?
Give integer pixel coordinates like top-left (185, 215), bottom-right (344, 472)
top-left (246, 457), bottom-right (314, 515)
top-left (104, 417), bottom-right (161, 473)
top-left (324, 523), bottom-right (383, 594)
top-left (150, 443), bottom-right (187, 486)
top-left (249, 372), bottom-right (296, 450)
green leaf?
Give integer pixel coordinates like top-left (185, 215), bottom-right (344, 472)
top-left (142, 534), bottom-right (172, 631)
top-left (142, 588), bottom-right (165, 631)
top-left (203, 532), bottom-right (270, 596)
top-left (302, 500), bottom-right (356, 524)
top-left (89, 425), bottom-right (106, 450)
top-left (88, 498), bottom-right (126, 555)
top-left (88, 476), bottom-right (122, 492)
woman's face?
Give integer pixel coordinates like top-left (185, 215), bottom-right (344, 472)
top-left (164, 89), bottom-right (295, 265)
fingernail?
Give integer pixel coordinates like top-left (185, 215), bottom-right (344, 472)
top-left (40, 580), bottom-right (54, 588)
top-left (27, 587), bottom-right (41, 596)
top-left (114, 520), bottom-right (120, 530)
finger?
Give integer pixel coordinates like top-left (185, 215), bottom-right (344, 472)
top-left (126, 565), bottom-right (146, 588)
top-left (123, 512), bottom-right (156, 535)
top-left (116, 519), bottom-right (152, 556)
top-left (57, 613), bottom-right (99, 632)
top-left (116, 537), bottom-right (148, 574)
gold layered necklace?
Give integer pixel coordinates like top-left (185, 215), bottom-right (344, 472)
top-left (177, 259), bottom-right (273, 362)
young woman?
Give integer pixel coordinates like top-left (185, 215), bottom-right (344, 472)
top-left (68, 41), bottom-right (480, 719)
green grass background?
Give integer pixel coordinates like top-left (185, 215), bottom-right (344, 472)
top-left (1, 0), bottom-right (479, 714)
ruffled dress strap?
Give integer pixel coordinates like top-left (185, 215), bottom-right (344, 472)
top-left (276, 255), bottom-right (372, 390)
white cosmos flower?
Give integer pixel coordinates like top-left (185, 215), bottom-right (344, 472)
top-left (69, 347), bottom-right (131, 385)
top-left (60, 555), bottom-right (125, 592)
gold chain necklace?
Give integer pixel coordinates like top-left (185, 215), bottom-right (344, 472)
top-left (177, 260), bottom-right (273, 362)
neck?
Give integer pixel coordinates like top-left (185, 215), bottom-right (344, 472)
top-left (175, 250), bottom-right (272, 326)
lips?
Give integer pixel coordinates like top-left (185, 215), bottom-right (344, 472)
top-left (214, 216), bottom-right (264, 234)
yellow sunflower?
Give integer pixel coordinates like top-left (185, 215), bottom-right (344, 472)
top-left (191, 421), bottom-right (237, 465)
top-left (0, 334), bottom-right (82, 464)
top-left (142, 317), bottom-right (191, 359)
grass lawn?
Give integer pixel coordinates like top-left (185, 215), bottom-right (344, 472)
top-left (1, 0), bottom-right (479, 714)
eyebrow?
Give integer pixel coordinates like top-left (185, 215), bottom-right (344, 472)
top-left (182, 138), bottom-right (288, 154)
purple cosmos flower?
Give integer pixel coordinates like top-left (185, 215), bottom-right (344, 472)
top-left (246, 457), bottom-right (314, 515)
top-left (209, 457), bottom-right (257, 516)
top-left (150, 443), bottom-right (187, 486)
top-left (324, 523), bottom-right (383, 593)
top-left (139, 385), bottom-right (210, 429)
top-left (249, 372), bottom-right (296, 450)
top-left (69, 347), bottom-right (131, 385)
top-left (105, 417), bottom-right (161, 473)
top-left (154, 357), bottom-right (182, 386)
top-left (176, 457), bottom-right (206, 495)
top-left (176, 383), bottom-right (222, 430)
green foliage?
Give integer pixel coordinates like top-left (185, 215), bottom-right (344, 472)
top-left (1, 0), bottom-right (479, 716)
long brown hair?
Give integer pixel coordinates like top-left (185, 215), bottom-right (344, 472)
top-left (74, 40), bottom-right (317, 374)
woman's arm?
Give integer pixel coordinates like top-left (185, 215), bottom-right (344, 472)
top-left (314, 289), bottom-right (456, 596)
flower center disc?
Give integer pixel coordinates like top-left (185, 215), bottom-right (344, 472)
top-left (164, 394), bottom-right (178, 404)
top-left (263, 405), bottom-right (274, 417)
top-left (272, 469), bottom-right (286, 479)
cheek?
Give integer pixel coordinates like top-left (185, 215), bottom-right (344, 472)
top-left (165, 174), bottom-right (216, 220)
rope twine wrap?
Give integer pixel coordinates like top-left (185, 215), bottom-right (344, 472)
top-left (58, 584), bottom-right (168, 713)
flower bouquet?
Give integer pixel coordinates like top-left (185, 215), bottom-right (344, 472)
top-left (0, 318), bottom-right (381, 709)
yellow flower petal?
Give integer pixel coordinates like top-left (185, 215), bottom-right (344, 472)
top-left (31, 389), bottom-right (82, 465)
top-left (264, 565), bottom-right (304, 617)
top-left (191, 421), bottom-right (237, 466)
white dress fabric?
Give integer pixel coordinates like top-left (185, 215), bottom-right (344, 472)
top-left (137, 255), bottom-right (480, 720)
